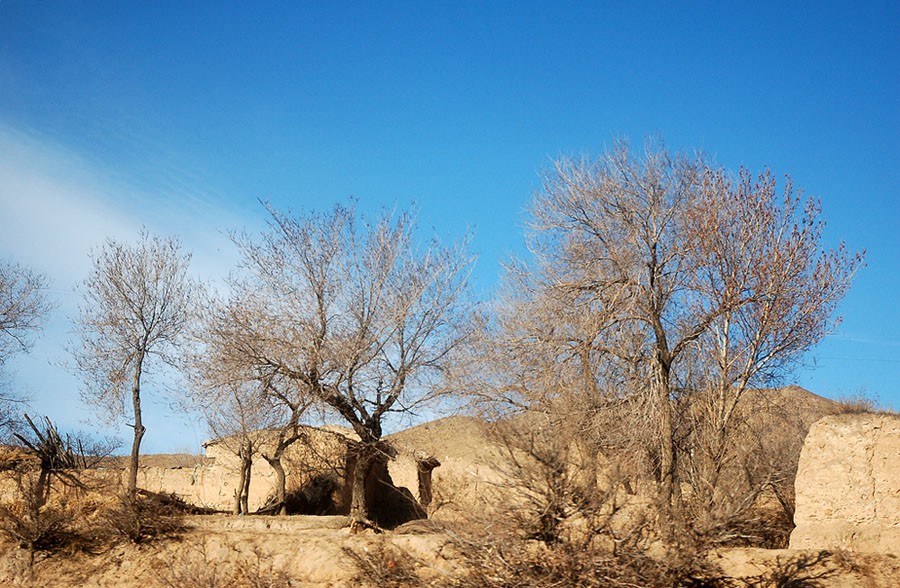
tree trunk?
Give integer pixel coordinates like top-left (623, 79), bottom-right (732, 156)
top-left (233, 484), bottom-right (243, 514)
top-left (654, 359), bottom-right (676, 507)
top-left (234, 465), bottom-right (246, 514)
top-left (234, 444), bottom-right (252, 514)
top-left (241, 452), bottom-right (251, 515)
top-left (349, 445), bottom-right (374, 532)
top-left (261, 416), bottom-right (303, 517)
top-left (265, 456), bottom-right (288, 516)
top-left (127, 350), bottom-right (146, 498)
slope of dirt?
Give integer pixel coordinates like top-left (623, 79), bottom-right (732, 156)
top-left (713, 548), bottom-right (900, 587)
top-left (3, 516), bottom-right (899, 587)
top-left (387, 415), bottom-right (501, 463)
top-left (385, 415), bottom-right (512, 518)
top-left (385, 387), bottom-right (841, 462)
top-left (741, 385), bottom-right (843, 426)
top-left (0, 515), bottom-right (463, 587)
top-left (2, 387), bottom-right (879, 586)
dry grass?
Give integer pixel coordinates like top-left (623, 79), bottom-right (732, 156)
top-left (98, 491), bottom-right (187, 544)
top-left (343, 540), bottom-right (424, 588)
top-left (157, 539), bottom-right (292, 588)
top-left (834, 392), bottom-right (892, 415)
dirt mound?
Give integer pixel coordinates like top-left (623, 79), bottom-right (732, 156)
top-left (0, 514), bottom-right (460, 587)
top-left (3, 517), bottom-right (898, 587)
top-left (386, 416), bottom-right (512, 518)
top-left (387, 415), bottom-right (499, 461)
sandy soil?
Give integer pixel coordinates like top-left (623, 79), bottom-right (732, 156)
top-left (2, 514), bottom-right (898, 587)
top-left (0, 514), bottom-right (462, 587)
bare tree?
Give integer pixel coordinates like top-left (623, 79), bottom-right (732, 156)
top-left (189, 290), bottom-right (313, 516)
top-left (258, 391), bottom-right (310, 516)
top-left (198, 381), bottom-right (272, 514)
top-left (507, 139), bottom-right (861, 511)
top-left (71, 231), bottom-right (195, 497)
top-left (525, 141), bottom-right (712, 504)
top-left (223, 202), bottom-right (474, 528)
top-left (0, 260), bottom-right (52, 433)
top-left (675, 168), bottom-right (862, 527)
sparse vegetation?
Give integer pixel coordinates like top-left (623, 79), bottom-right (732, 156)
top-left (834, 391), bottom-right (888, 414)
top-left (99, 491), bottom-right (186, 544)
top-left (344, 541), bottom-right (423, 588)
top-left (0, 416), bottom-right (117, 565)
top-left (158, 539), bottom-right (293, 588)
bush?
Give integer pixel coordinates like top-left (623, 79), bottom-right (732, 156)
top-left (0, 471), bottom-right (94, 565)
top-left (0, 494), bottom-right (77, 553)
top-left (158, 540), bottom-right (293, 588)
top-left (99, 491), bottom-right (186, 544)
top-left (343, 541), bottom-right (422, 588)
top-left (835, 392), bottom-right (882, 414)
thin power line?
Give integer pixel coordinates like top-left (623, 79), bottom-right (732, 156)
top-left (817, 356), bottom-right (900, 364)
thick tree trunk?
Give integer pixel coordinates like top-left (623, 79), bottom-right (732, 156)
top-left (127, 350), bottom-right (146, 498)
top-left (266, 456), bottom-right (287, 516)
top-left (349, 445), bottom-right (374, 532)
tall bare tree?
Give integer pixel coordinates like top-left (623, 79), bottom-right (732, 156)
top-left (71, 231), bottom-right (195, 497)
top-left (222, 202), bottom-right (474, 528)
top-left (526, 141), bottom-right (713, 504)
top-left (0, 259), bottom-right (52, 433)
top-left (508, 139), bottom-right (861, 508)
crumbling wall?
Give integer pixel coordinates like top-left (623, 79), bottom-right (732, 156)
top-left (136, 463), bottom-right (276, 512)
top-left (790, 413), bottom-right (900, 553)
top-left (135, 426), bottom-right (354, 512)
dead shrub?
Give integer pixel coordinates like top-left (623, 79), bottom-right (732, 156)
top-left (158, 539), bottom-right (292, 588)
top-left (343, 540), bottom-right (422, 588)
top-left (835, 393), bottom-right (882, 414)
top-left (0, 416), bottom-right (117, 560)
top-left (725, 551), bottom-right (841, 588)
top-left (0, 474), bottom-right (79, 553)
top-left (99, 491), bottom-right (185, 544)
top-left (439, 524), bottom-right (733, 588)
top-left (436, 413), bottom-right (753, 588)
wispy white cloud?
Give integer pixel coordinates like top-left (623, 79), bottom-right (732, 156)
top-left (0, 120), bottom-right (249, 286)
top-left (0, 122), bottom-right (141, 286)
top-left (0, 119), bottom-right (253, 452)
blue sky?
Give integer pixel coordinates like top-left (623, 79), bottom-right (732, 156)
top-left (0, 1), bottom-right (898, 453)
